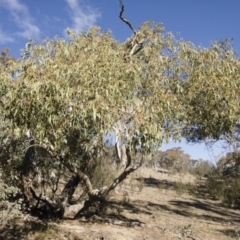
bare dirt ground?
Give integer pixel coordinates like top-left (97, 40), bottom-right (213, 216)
top-left (1, 168), bottom-right (240, 240)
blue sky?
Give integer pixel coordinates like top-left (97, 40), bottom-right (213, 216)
top-left (1, 0), bottom-right (240, 58)
top-left (0, 0), bottom-right (239, 161)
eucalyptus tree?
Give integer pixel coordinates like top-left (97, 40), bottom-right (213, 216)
top-left (0, 2), bottom-right (240, 218)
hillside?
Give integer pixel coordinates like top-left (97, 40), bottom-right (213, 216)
top-left (1, 168), bottom-right (240, 240)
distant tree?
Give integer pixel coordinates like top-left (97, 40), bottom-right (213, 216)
top-left (156, 148), bottom-right (191, 173)
top-left (189, 158), bottom-right (213, 177)
top-left (0, 1), bottom-right (240, 218)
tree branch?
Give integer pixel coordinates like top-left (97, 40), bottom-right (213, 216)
top-left (63, 161), bottom-right (93, 196)
top-left (29, 141), bottom-right (141, 205)
top-left (119, 1), bottom-right (146, 59)
top-left (100, 157), bottom-right (143, 197)
top-left (119, 0), bottom-right (136, 35)
top-left (129, 39), bottom-right (145, 56)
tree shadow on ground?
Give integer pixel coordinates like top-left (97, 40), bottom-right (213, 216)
top-left (136, 176), bottom-right (240, 224)
top-left (137, 175), bottom-right (209, 194)
top-left (86, 199), bottom-right (149, 227)
top-left (137, 176), bottom-right (209, 198)
top-left (75, 199), bottom-right (149, 228)
top-left (218, 229), bottom-right (240, 239)
top-left (145, 199), bottom-right (240, 225)
top-left (136, 177), bottom-right (176, 190)
top-left (107, 200), bottom-right (152, 215)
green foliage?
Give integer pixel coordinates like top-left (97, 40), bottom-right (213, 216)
top-left (2, 25), bottom-right (182, 155)
top-left (0, 115), bottom-right (24, 224)
top-left (2, 26), bottom-right (240, 160)
top-left (179, 40), bottom-right (240, 141)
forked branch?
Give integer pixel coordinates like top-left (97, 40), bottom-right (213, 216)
top-left (119, 0), bottom-right (145, 57)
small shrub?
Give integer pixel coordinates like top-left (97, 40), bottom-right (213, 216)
top-left (185, 182), bottom-right (196, 194)
top-left (206, 176), bottom-right (240, 208)
top-left (0, 171), bottom-right (23, 225)
top-left (158, 181), bottom-right (167, 190)
top-left (223, 178), bottom-right (240, 208)
top-left (207, 178), bottom-right (225, 200)
top-left (175, 181), bottom-right (185, 196)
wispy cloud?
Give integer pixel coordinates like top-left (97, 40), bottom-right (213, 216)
top-left (0, 0), bottom-right (40, 40)
top-left (0, 26), bottom-right (14, 44)
top-left (65, 0), bottom-right (101, 32)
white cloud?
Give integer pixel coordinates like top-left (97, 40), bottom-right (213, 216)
top-left (0, 0), bottom-right (40, 39)
top-left (0, 26), bottom-right (14, 44)
top-left (65, 0), bottom-right (101, 32)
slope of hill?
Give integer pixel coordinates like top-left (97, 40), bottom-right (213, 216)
top-left (1, 168), bottom-right (240, 240)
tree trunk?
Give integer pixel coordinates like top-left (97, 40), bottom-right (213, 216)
top-left (61, 174), bottom-right (80, 204)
